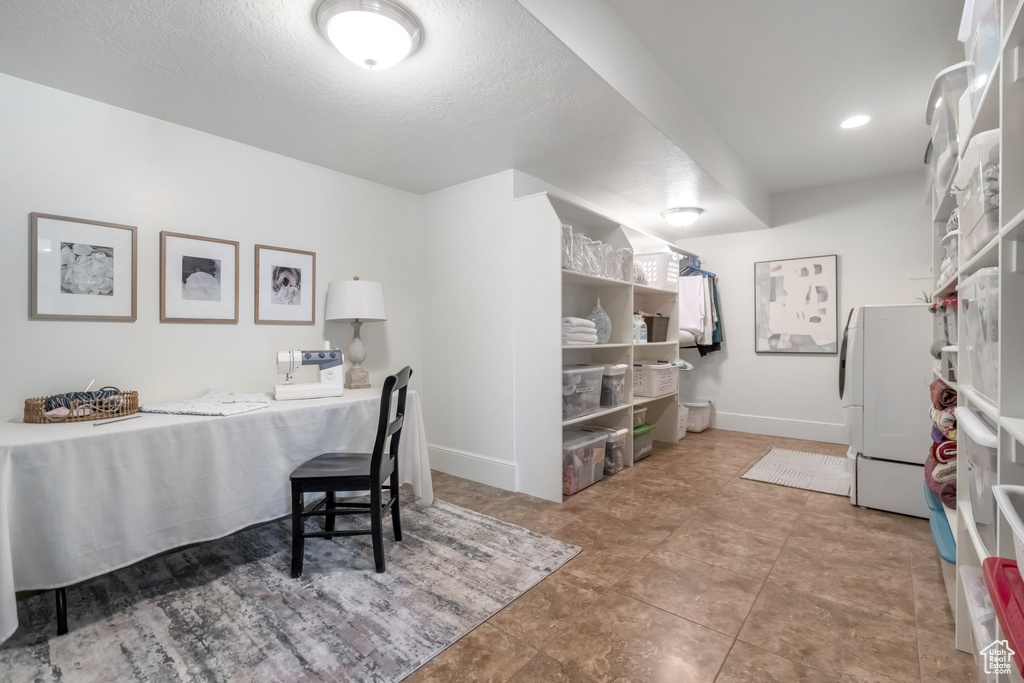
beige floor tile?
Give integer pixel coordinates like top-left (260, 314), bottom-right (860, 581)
top-left (786, 511), bottom-right (912, 570)
top-left (768, 542), bottom-right (916, 621)
top-left (488, 568), bottom-right (611, 651)
top-left (739, 582), bottom-right (919, 683)
top-left (718, 478), bottom-right (812, 511)
top-left (613, 548), bottom-right (763, 636)
top-left (912, 562), bottom-right (957, 641)
top-left (506, 653), bottom-right (597, 683)
top-left (689, 496), bottom-right (802, 541)
top-left (405, 623), bottom-right (536, 683)
top-left (656, 519), bottom-right (785, 579)
top-left (715, 641), bottom-right (845, 683)
top-left (917, 627), bottom-right (975, 683)
top-left (544, 590), bottom-right (733, 683)
top-left (802, 493), bottom-right (912, 536)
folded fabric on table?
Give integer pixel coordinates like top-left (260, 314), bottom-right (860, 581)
top-left (141, 390), bottom-right (271, 416)
top-left (929, 379), bottom-right (957, 410)
top-left (562, 332), bottom-right (598, 344)
top-left (925, 452), bottom-right (957, 509)
top-left (561, 317), bottom-right (596, 328)
top-left (932, 440), bottom-right (957, 464)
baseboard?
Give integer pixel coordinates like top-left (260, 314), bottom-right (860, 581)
top-left (710, 411), bottom-right (847, 444)
top-left (427, 444), bottom-right (517, 491)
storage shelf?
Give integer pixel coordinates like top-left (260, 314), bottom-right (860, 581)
top-left (957, 60), bottom-right (1000, 160)
top-left (944, 504), bottom-right (958, 546)
top-left (959, 384), bottom-right (999, 422)
top-left (933, 369), bottom-right (958, 391)
top-left (932, 168), bottom-right (958, 223)
top-left (1002, 206), bottom-right (1024, 240)
top-left (632, 392), bottom-right (677, 407)
top-left (959, 232), bottom-right (1000, 278)
top-left (562, 343), bottom-right (632, 350)
top-left (633, 341), bottom-right (678, 348)
top-left (960, 498), bottom-right (991, 561)
top-left (561, 404), bottom-right (630, 427)
top-left (1001, 417), bottom-right (1024, 446)
top-left (932, 273), bottom-right (958, 300)
top-left (561, 269), bottom-right (631, 288)
top-left (633, 282), bottom-right (676, 295)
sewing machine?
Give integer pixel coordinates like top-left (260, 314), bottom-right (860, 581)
top-left (274, 347), bottom-right (345, 400)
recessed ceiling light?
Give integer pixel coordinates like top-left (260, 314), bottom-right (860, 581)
top-left (661, 207), bottom-right (703, 227)
top-left (316, 0), bottom-right (423, 70)
top-left (840, 115), bottom-right (871, 129)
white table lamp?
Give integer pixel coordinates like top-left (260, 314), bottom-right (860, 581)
top-left (325, 277), bottom-right (387, 389)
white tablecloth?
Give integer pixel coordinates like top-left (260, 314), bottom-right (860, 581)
top-left (0, 389), bottom-right (431, 643)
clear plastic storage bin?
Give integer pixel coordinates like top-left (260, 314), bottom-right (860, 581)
top-left (995, 485), bottom-right (1024, 571)
top-left (633, 362), bottom-right (679, 397)
top-left (681, 399), bottom-right (712, 433)
top-left (961, 0), bottom-right (1000, 116)
top-left (562, 365), bottom-right (605, 420)
top-left (960, 267), bottom-right (999, 404)
top-left (954, 129), bottom-right (1000, 261)
top-left (634, 252), bottom-right (681, 291)
top-left (560, 224), bottom-right (573, 269)
top-left (633, 423), bottom-right (654, 461)
top-left (581, 426), bottom-right (629, 475)
top-left (957, 407), bottom-right (999, 553)
top-left (562, 429), bottom-right (606, 496)
top-left (600, 364), bottom-right (628, 407)
top-left (632, 406), bottom-right (647, 428)
top-left (959, 565), bottom-right (998, 683)
top-left (927, 63), bottom-right (970, 200)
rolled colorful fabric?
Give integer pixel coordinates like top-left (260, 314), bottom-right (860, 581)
top-left (934, 440), bottom-right (957, 464)
top-left (930, 379), bottom-right (957, 410)
top-left (925, 452), bottom-right (957, 509)
top-left (932, 425), bottom-right (946, 444)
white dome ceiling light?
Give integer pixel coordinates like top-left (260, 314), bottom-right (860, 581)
top-left (661, 207), bottom-right (703, 227)
top-left (840, 114), bottom-right (871, 129)
top-left (315, 0), bottom-right (423, 70)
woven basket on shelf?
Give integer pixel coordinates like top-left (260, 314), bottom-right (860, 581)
top-left (23, 391), bottom-right (139, 424)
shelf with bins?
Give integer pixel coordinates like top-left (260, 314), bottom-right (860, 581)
top-left (632, 392), bottom-right (677, 407)
top-left (932, 274), bottom-right (958, 300)
top-left (562, 343), bottom-right (632, 351)
top-left (934, 369), bottom-right (958, 391)
top-left (959, 231), bottom-right (1000, 278)
top-left (562, 403), bottom-right (631, 427)
top-left (561, 269), bottom-right (631, 288)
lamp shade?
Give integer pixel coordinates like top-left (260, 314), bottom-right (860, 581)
top-left (325, 278), bottom-right (387, 321)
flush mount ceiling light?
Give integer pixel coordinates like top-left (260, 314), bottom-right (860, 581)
top-left (661, 207), bottom-right (703, 227)
top-left (840, 114), bottom-right (871, 129)
top-left (315, 0), bottom-right (423, 70)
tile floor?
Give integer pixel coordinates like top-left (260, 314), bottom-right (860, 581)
top-left (408, 428), bottom-right (974, 683)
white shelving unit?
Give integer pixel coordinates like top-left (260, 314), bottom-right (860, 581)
top-left (926, 4), bottom-right (1024, 676)
top-left (512, 191), bottom-right (686, 502)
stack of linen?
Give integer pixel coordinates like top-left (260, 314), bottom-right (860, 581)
top-left (925, 379), bottom-right (957, 508)
top-left (563, 317), bottom-right (598, 345)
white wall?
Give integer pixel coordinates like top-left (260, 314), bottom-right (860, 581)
top-left (421, 171), bottom-right (518, 488)
top-left (677, 171), bottom-right (932, 442)
top-left (0, 74), bottom-right (424, 416)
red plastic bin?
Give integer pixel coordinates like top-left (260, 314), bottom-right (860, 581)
top-left (983, 557), bottom-right (1024, 672)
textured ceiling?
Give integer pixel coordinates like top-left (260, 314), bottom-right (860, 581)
top-left (0, 0), bottom-right (764, 237)
top-left (606, 0), bottom-right (964, 194)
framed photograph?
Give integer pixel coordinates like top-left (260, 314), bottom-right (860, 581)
top-left (754, 254), bottom-right (838, 354)
top-left (30, 212), bottom-right (137, 322)
top-left (160, 231), bottom-right (239, 323)
top-left (254, 244), bottom-right (316, 325)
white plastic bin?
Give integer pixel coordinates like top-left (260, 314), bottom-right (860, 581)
top-left (927, 63), bottom-right (970, 196)
top-left (632, 406), bottom-right (647, 428)
top-left (562, 429), bottom-right (606, 496)
top-left (960, 565), bottom-right (999, 683)
top-left (562, 365), bottom-right (605, 420)
top-left (677, 405), bottom-right (689, 440)
top-left (960, 267), bottom-right (999, 404)
top-left (634, 252), bottom-right (681, 291)
top-left (581, 426), bottom-right (629, 475)
top-left (995, 485), bottom-right (1024, 573)
top-left (957, 407), bottom-right (999, 553)
top-left (633, 362), bottom-right (679, 398)
top-left (600, 364), bottom-right (628, 407)
top-left (954, 129), bottom-right (999, 261)
top-left (682, 399), bottom-right (712, 433)
top-left (961, 0), bottom-right (1000, 116)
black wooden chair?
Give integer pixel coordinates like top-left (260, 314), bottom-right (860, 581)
top-left (289, 366), bottom-right (412, 576)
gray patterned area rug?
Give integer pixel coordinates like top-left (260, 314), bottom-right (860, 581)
top-left (1, 496), bottom-right (579, 682)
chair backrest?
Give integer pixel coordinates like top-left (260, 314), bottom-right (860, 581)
top-left (370, 366), bottom-right (412, 481)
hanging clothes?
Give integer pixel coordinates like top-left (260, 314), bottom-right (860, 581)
top-left (678, 276), bottom-right (705, 340)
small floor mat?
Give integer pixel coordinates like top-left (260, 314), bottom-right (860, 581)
top-left (742, 447), bottom-right (851, 496)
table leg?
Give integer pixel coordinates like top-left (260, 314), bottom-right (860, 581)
top-left (55, 587), bottom-right (68, 635)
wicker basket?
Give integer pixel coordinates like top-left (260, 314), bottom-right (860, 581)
top-left (24, 391), bottom-right (139, 424)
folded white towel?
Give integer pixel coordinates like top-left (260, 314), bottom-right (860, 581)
top-left (561, 317), bottom-right (596, 328)
top-left (564, 339), bottom-right (598, 345)
top-left (562, 325), bottom-right (597, 334)
top-left (563, 331), bottom-right (599, 343)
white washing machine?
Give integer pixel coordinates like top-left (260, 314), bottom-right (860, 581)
top-left (839, 304), bottom-right (933, 518)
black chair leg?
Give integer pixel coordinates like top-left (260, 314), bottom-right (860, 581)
top-left (291, 486), bottom-right (304, 578)
top-left (390, 474), bottom-right (402, 542)
top-left (55, 587), bottom-right (68, 635)
top-left (371, 488), bottom-right (385, 573)
top-left (325, 492), bottom-right (336, 537)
